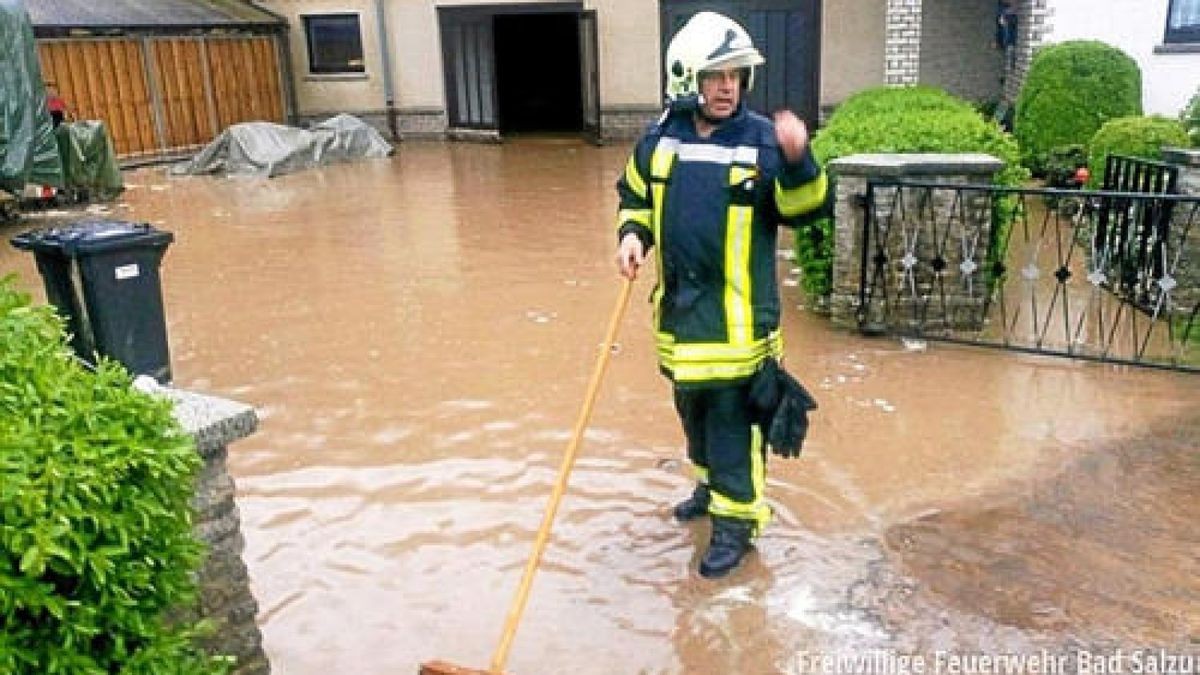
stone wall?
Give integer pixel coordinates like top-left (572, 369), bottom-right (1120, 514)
top-left (601, 105), bottom-right (662, 143)
top-left (1161, 147), bottom-right (1200, 320)
top-left (162, 387), bottom-right (269, 675)
top-left (827, 153), bottom-right (1004, 330)
top-left (397, 108), bottom-right (450, 139)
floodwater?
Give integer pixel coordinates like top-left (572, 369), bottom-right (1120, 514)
top-left (2, 140), bottom-right (1196, 673)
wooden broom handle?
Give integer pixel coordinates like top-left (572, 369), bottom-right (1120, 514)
top-left (489, 277), bottom-right (634, 673)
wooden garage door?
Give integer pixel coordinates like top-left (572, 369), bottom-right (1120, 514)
top-left (38, 35), bottom-right (286, 158)
top-left (150, 38), bottom-right (216, 149)
top-left (203, 37), bottom-right (285, 130)
top-left (37, 39), bottom-right (159, 156)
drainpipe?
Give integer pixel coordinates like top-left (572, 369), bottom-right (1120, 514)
top-left (276, 30), bottom-right (301, 127)
top-left (374, 0), bottom-right (400, 141)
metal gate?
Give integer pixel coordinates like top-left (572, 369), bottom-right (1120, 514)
top-left (857, 178), bottom-right (1200, 372)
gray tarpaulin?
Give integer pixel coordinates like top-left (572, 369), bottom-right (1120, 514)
top-left (56, 120), bottom-right (124, 198)
top-left (170, 114), bottom-right (394, 178)
top-left (1, 0), bottom-right (64, 193)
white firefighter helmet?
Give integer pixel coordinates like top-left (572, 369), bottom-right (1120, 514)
top-left (664, 11), bottom-right (764, 103)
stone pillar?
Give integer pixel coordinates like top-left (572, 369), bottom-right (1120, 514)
top-left (1002, 0), bottom-right (1052, 105)
top-left (827, 153), bottom-right (1004, 331)
top-left (885, 0), bottom-right (922, 85)
top-left (165, 388), bottom-right (269, 675)
top-left (1161, 147), bottom-right (1200, 318)
top-left (1164, 147), bottom-right (1200, 196)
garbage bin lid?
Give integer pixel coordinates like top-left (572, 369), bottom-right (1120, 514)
top-left (10, 219), bottom-right (173, 256)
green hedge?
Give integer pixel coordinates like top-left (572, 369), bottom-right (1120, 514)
top-left (0, 275), bottom-right (225, 673)
top-left (1086, 116), bottom-right (1190, 188)
top-left (1181, 87), bottom-right (1200, 146)
top-left (798, 85), bottom-right (1027, 299)
top-left (1014, 40), bottom-right (1142, 174)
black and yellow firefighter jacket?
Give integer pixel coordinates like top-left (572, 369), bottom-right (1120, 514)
top-left (616, 105), bottom-right (828, 387)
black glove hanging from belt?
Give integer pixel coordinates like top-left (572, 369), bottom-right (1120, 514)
top-left (748, 358), bottom-right (818, 459)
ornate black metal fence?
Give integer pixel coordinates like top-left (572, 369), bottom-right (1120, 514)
top-left (857, 179), bottom-right (1200, 372)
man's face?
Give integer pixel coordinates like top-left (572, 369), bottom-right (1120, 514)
top-left (698, 68), bottom-right (741, 120)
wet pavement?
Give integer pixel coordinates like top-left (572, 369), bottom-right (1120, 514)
top-left (1, 140), bottom-right (1196, 673)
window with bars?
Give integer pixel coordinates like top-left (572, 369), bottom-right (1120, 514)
top-left (1166, 0), bottom-right (1200, 43)
top-left (303, 14), bottom-right (366, 74)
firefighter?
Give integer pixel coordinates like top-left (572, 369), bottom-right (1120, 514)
top-left (614, 11), bottom-right (827, 578)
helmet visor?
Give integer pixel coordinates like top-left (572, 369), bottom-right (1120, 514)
top-left (702, 49), bottom-right (764, 74)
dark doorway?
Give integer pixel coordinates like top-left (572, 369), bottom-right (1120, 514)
top-left (494, 13), bottom-right (583, 133)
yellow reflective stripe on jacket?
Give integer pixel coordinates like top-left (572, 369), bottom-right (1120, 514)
top-left (729, 165), bottom-right (757, 186)
top-left (623, 154), bottom-right (648, 201)
top-left (708, 425), bottom-right (770, 534)
top-left (618, 208), bottom-right (652, 230)
top-left (672, 336), bottom-right (776, 363)
top-left (693, 465), bottom-right (709, 483)
top-left (775, 170), bottom-right (828, 217)
top-left (724, 203), bottom-right (753, 345)
top-left (657, 332), bottom-right (783, 383)
top-left (655, 332), bottom-right (774, 363)
top-left (671, 360), bottom-right (761, 382)
top-left (649, 139), bottom-right (678, 330)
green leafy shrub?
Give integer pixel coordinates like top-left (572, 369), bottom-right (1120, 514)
top-left (1181, 87), bottom-right (1200, 146)
top-left (1014, 40), bottom-right (1142, 174)
top-left (1086, 115), bottom-right (1190, 187)
top-left (798, 85), bottom-right (1027, 299)
top-left (0, 275), bottom-right (224, 673)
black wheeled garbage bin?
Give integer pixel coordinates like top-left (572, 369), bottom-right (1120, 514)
top-left (11, 220), bottom-right (174, 383)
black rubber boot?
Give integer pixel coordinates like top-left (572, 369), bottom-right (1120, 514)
top-left (699, 516), bottom-right (754, 578)
top-left (672, 483), bottom-right (711, 521)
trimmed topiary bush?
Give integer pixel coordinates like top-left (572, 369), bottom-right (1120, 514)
top-left (0, 275), bottom-right (226, 673)
top-left (1181, 87), bottom-right (1200, 146)
top-left (1014, 40), bottom-right (1142, 174)
top-left (1086, 115), bottom-right (1190, 187)
top-left (797, 85), bottom-right (1027, 299)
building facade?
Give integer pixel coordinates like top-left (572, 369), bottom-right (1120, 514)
top-left (33, 0), bottom-right (1198, 149)
top-left (257, 0), bottom-right (1011, 142)
top-left (1039, 0), bottom-right (1200, 116)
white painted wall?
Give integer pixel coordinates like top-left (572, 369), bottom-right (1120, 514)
top-left (1045, 0), bottom-right (1200, 116)
top-left (388, 0), bottom-right (443, 110)
top-left (259, 0), bottom-right (386, 115)
top-left (822, 0), bottom-right (886, 106)
top-left (591, 0), bottom-right (660, 108)
top-left (260, 0), bottom-right (659, 117)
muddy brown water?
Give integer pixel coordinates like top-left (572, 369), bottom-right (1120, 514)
top-left (2, 140), bottom-right (1196, 673)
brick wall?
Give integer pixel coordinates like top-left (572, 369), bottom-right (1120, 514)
top-left (1001, 0), bottom-right (1052, 105)
top-left (885, 0), bottom-right (922, 85)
